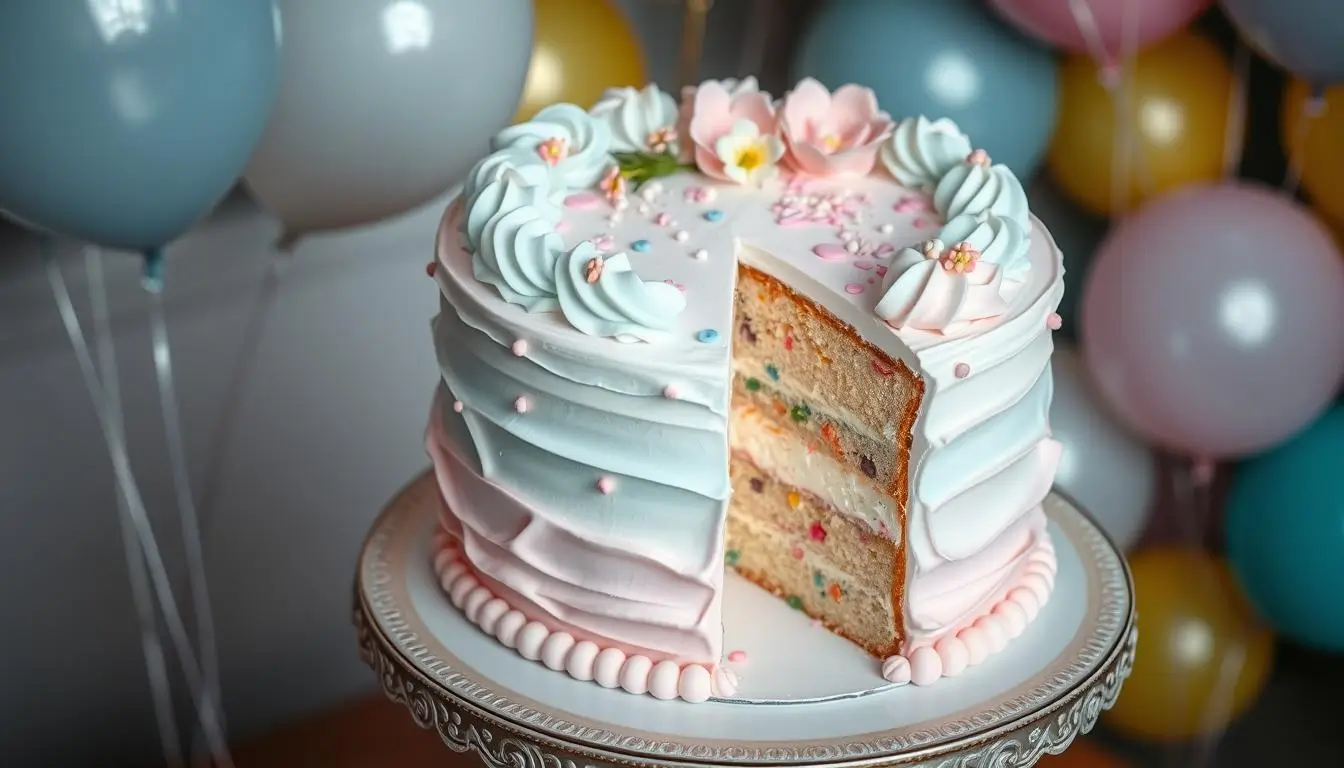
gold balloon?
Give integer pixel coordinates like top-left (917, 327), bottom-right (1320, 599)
top-left (513, 0), bottom-right (648, 123)
top-left (1104, 549), bottom-right (1274, 742)
top-left (1049, 32), bottom-right (1235, 217)
top-left (1283, 79), bottom-right (1344, 229)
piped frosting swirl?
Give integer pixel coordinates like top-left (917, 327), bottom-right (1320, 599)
top-left (933, 150), bottom-right (1030, 229)
top-left (880, 116), bottom-right (973, 189)
top-left (492, 103), bottom-right (613, 189)
top-left (555, 241), bottom-right (687, 343)
top-left (474, 204), bottom-right (564, 313)
top-left (463, 168), bottom-right (561, 255)
top-left (591, 84), bottom-right (680, 154)
top-left (875, 239), bottom-right (1009, 334)
top-left (937, 212), bottom-right (1031, 283)
top-left (462, 147), bottom-right (564, 213)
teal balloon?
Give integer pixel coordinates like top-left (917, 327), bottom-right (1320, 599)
top-left (0, 1), bottom-right (281, 252)
top-left (1223, 0), bottom-right (1344, 86)
top-left (1226, 406), bottom-right (1344, 652)
top-left (793, 0), bottom-right (1058, 176)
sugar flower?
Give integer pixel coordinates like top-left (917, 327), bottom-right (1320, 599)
top-left (685, 80), bottom-right (782, 184)
top-left (780, 79), bottom-right (893, 178)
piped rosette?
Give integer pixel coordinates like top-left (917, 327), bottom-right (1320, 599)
top-left (875, 238), bottom-right (1008, 334)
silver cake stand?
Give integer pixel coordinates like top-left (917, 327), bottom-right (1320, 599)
top-left (354, 472), bottom-right (1136, 768)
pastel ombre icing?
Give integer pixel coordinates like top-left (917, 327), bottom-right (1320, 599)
top-left (427, 78), bottom-right (1065, 702)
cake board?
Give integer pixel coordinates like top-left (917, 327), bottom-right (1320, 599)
top-left (354, 472), bottom-right (1136, 767)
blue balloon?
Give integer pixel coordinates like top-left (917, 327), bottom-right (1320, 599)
top-left (0, 1), bottom-right (281, 253)
top-left (1226, 405), bottom-right (1344, 652)
top-left (793, 0), bottom-right (1058, 176)
top-left (1223, 0), bottom-right (1344, 86)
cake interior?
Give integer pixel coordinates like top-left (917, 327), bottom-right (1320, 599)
top-left (724, 263), bottom-right (923, 658)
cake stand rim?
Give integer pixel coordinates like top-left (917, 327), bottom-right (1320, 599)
top-left (354, 471), bottom-right (1137, 768)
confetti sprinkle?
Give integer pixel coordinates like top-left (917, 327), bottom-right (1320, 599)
top-left (452, 400), bottom-right (464, 413)
top-left (695, 328), bottom-right (720, 343)
top-left (727, 650), bottom-right (748, 663)
top-left (632, 239), bottom-right (651, 253)
top-left (765, 364), bottom-right (780, 381)
top-left (662, 384), bottom-right (680, 399)
top-left (809, 522), bottom-right (827, 542)
top-left (787, 596), bottom-right (804, 610)
top-left (787, 491), bottom-right (801, 508)
top-left (425, 261), bottom-right (437, 277)
top-left (745, 377), bottom-right (761, 391)
top-left (954, 362), bottom-right (971, 379)
top-left (704, 209), bottom-right (724, 222)
top-left (511, 340), bottom-right (528, 356)
top-left (1047, 312), bottom-right (1063, 330)
top-left (844, 283), bottom-right (864, 295)
top-left (693, 248), bottom-right (709, 261)
top-left (596, 476), bottom-right (615, 494)
top-left (878, 223), bottom-right (894, 234)
top-left (514, 396), bottom-right (530, 413)
top-left (750, 478), bottom-right (764, 493)
top-left (674, 230), bottom-right (689, 242)
top-left (654, 212), bottom-right (672, 226)
top-left (593, 234), bottom-right (615, 251)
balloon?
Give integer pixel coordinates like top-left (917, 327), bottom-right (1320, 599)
top-left (1282, 78), bottom-right (1344, 227)
top-left (1048, 32), bottom-right (1234, 217)
top-left (1036, 737), bottom-right (1128, 768)
top-left (793, 0), bottom-right (1057, 176)
top-left (1026, 176), bottom-right (1108, 340)
top-left (1105, 549), bottom-right (1274, 741)
top-left (988, 0), bottom-right (1213, 61)
top-left (513, 0), bottom-right (647, 123)
top-left (0, 0), bottom-right (280, 252)
top-left (1081, 182), bottom-right (1344, 459)
top-left (1223, 0), bottom-right (1344, 86)
top-left (1227, 406), bottom-right (1344, 652)
top-left (1050, 345), bottom-right (1156, 552)
top-left (243, 0), bottom-right (533, 241)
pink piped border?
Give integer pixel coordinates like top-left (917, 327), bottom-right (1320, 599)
top-left (883, 532), bottom-right (1057, 686)
top-left (431, 530), bottom-right (738, 703)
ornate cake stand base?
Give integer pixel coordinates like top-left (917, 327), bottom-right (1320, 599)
top-left (355, 472), bottom-right (1136, 768)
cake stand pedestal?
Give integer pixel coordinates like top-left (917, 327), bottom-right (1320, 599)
top-left (354, 472), bottom-right (1136, 768)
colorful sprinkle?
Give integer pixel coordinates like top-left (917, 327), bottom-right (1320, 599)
top-left (654, 212), bottom-right (672, 226)
top-left (596, 476), bottom-right (615, 494)
top-left (674, 230), bottom-right (690, 242)
top-left (844, 283), bottom-right (864, 295)
top-left (739, 318), bottom-right (757, 343)
top-left (765, 364), bottom-right (780, 381)
top-left (511, 339), bottom-right (528, 356)
top-left (790, 404), bottom-right (811, 423)
top-left (704, 209), bottom-right (724, 222)
top-left (425, 261), bottom-right (437, 277)
top-left (727, 650), bottom-right (748, 663)
top-left (632, 239), bottom-right (651, 253)
top-left (593, 234), bottom-right (615, 251)
top-left (662, 384), bottom-right (680, 399)
top-left (513, 396), bottom-right (530, 413)
top-left (685, 185), bottom-right (715, 203)
top-left (954, 362), bottom-right (971, 379)
top-left (790, 545), bottom-right (805, 560)
top-left (787, 596), bottom-right (804, 610)
top-left (695, 328), bottom-right (719, 343)
top-left (787, 491), bottom-right (801, 509)
top-left (745, 377), bottom-right (761, 392)
top-left (827, 583), bottom-right (843, 602)
top-left (812, 243), bottom-right (848, 261)
top-left (725, 549), bottom-right (741, 566)
top-left (860, 456), bottom-right (877, 478)
top-left (784, 333), bottom-right (795, 352)
top-left (563, 191), bottom-right (603, 210)
top-left (637, 202), bottom-right (651, 215)
top-left (872, 360), bottom-right (894, 377)
top-left (749, 478), bottom-right (764, 493)
top-left (854, 261), bottom-right (874, 271)
top-left (809, 522), bottom-right (827, 542)
top-left (913, 217), bottom-right (930, 228)
top-left (1047, 312), bottom-right (1063, 330)
top-left (878, 223), bottom-right (894, 235)
top-left (693, 248), bottom-right (709, 261)
top-left (812, 570), bottom-right (825, 587)
top-left (452, 400), bottom-right (464, 413)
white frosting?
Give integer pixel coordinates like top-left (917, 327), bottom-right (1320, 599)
top-left (876, 244), bottom-right (1010, 334)
top-left (880, 117), bottom-right (972, 189)
top-left (491, 103), bottom-right (613, 189)
top-left (591, 85), bottom-right (680, 153)
top-left (933, 159), bottom-right (1030, 229)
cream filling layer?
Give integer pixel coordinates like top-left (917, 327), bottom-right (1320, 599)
top-left (731, 404), bottom-right (899, 539)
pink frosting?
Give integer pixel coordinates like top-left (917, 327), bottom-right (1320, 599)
top-left (426, 397), bottom-right (722, 664)
top-left (876, 244), bottom-right (1010, 333)
top-left (431, 530), bottom-right (737, 703)
top-left (683, 81), bottom-right (779, 182)
top-left (780, 78), bottom-right (893, 178)
top-left (882, 528), bottom-right (1057, 686)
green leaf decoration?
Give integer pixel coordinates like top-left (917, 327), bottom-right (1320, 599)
top-left (612, 151), bottom-right (693, 188)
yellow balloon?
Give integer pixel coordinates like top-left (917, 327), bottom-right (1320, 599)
top-left (513, 0), bottom-right (647, 123)
top-left (1105, 549), bottom-right (1274, 742)
top-left (1283, 79), bottom-right (1344, 228)
top-left (1049, 32), bottom-right (1235, 217)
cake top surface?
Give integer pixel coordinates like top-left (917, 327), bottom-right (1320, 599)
top-left (437, 78), bottom-right (1063, 399)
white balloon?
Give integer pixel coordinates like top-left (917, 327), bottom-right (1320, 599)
top-left (1050, 344), bottom-right (1156, 551)
top-left (244, 0), bottom-right (533, 240)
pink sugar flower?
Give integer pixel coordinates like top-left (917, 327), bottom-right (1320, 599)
top-left (584, 256), bottom-right (604, 284)
top-left (598, 165), bottom-right (626, 205)
top-left (940, 242), bottom-right (981, 274)
top-left (537, 136), bottom-right (568, 166)
top-left (683, 80), bottom-right (781, 184)
top-left (780, 78), bottom-right (893, 178)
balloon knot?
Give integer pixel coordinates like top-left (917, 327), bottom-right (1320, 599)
top-left (1191, 457), bottom-right (1216, 487)
top-left (141, 248), bottom-right (165, 293)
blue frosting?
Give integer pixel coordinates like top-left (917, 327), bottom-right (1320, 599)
top-left (937, 211), bottom-right (1032, 282)
top-left (474, 204), bottom-right (564, 312)
top-left (554, 241), bottom-right (687, 343)
top-left (932, 159), bottom-right (1030, 229)
top-left (491, 103), bottom-right (613, 190)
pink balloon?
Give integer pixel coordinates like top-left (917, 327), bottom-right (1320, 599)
top-left (987, 0), bottom-right (1214, 61)
top-left (1081, 182), bottom-right (1344, 459)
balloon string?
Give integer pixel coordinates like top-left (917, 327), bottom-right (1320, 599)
top-left (148, 287), bottom-right (229, 768)
top-left (45, 241), bottom-right (185, 768)
top-left (678, 0), bottom-right (713, 91)
top-left (44, 242), bottom-right (233, 766)
top-left (1223, 41), bottom-right (1251, 179)
top-left (197, 249), bottom-right (292, 546)
top-left (1282, 92), bottom-right (1325, 196)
